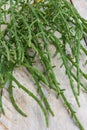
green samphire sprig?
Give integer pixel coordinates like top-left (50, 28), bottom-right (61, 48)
top-left (0, 0), bottom-right (87, 130)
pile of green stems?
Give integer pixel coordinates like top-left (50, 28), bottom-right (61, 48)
top-left (0, 0), bottom-right (87, 130)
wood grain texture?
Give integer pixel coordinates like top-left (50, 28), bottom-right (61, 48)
top-left (0, 1), bottom-right (87, 130)
top-left (72, 0), bottom-right (87, 19)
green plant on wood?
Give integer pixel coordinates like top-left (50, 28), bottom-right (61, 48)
top-left (0, 0), bottom-right (87, 130)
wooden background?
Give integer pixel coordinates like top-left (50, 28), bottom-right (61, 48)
top-left (0, 0), bottom-right (87, 130)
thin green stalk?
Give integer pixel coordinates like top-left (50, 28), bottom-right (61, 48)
top-left (10, 0), bottom-right (24, 61)
top-left (70, 71), bottom-right (87, 92)
top-left (32, 74), bottom-right (54, 116)
top-left (75, 32), bottom-right (82, 95)
top-left (51, 34), bottom-right (80, 106)
top-left (9, 78), bottom-right (27, 117)
top-left (60, 93), bottom-right (84, 130)
top-left (11, 75), bottom-right (49, 126)
top-left (81, 45), bottom-right (87, 56)
top-left (67, 56), bottom-right (87, 80)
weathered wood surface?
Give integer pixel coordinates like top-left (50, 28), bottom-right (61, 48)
top-left (0, 1), bottom-right (87, 130)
